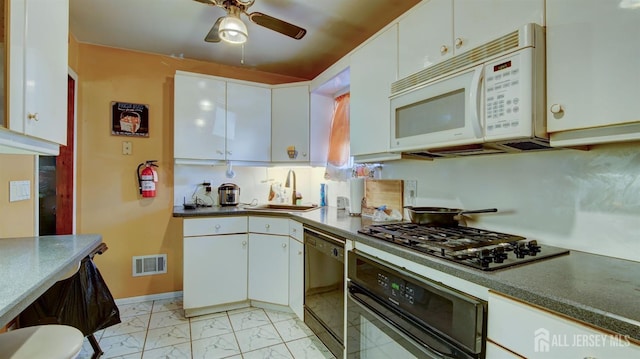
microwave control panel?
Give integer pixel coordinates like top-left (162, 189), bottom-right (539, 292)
top-left (484, 51), bottom-right (533, 139)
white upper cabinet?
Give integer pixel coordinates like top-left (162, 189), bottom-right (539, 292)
top-left (453, 0), bottom-right (544, 55)
top-left (350, 25), bottom-right (400, 160)
top-left (398, 0), bottom-right (453, 79)
top-left (7, 0), bottom-right (69, 147)
top-left (271, 84), bottom-right (310, 163)
top-left (309, 92), bottom-right (333, 166)
top-left (226, 82), bottom-right (271, 162)
top-left (174, 72), bottom-right (226, 161)
top-left (398, 0), bottom-right (544, 79)
top-left (173, 71), bottom-right (271, 163)
top-left (546, 0), bottom-right (640, 135)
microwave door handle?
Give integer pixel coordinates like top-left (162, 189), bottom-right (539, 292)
top-left (469, 66), bottom-right (484, 137)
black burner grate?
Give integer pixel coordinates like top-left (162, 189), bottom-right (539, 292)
top-left (359, 223), bottom-right (525, 251)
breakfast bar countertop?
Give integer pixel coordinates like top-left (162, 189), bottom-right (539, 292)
top-left (0, 234), bottom-right (103, 328)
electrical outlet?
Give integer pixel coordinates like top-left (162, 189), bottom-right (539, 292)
top-left (404, 180), bottom-right (417, 206)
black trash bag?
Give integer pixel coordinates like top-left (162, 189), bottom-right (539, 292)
top-left (18, 256), bottom-right (121, 336)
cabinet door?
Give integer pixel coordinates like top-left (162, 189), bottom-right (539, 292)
top-left (350, 25), bottom-right (398, 157)
top-left (174, 73), bottom-right (226, 160)
top-left (226, 82), bottom-right (271, 162)
top-left (488, 292), bottom-right (640, 358)
top-left (9, 0), bottom-right (68, 145)
top-left (398, 0), bottom-right (453, 79)
top-left (453, 0), bottom-right (544, 54)
top-left (309, 92), bottom-right (333, 166)
top-left (248, 233), bottom-right (288, 305)
top-left (272, 85), bottom-right (310, 162)
top-left (183, 234), bottom-right (248, 310)
top-left (546, 0), bottom-right (640, 132)
top-left (289, 237), bottom-right (303, 320)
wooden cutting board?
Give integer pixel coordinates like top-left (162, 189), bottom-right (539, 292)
top-left (363, 179), bottom-right (404, 217)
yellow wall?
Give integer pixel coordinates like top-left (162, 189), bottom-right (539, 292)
top-left (75, 43), bottom-right (305, 299)
top-left (0, 155), bottom-right (35, 238)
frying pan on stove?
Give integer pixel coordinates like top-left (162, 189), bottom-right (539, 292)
top-left (404, 206), bottom-right (498, 226)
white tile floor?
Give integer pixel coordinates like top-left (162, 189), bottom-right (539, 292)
top-left (76, 296), bottom-right (335, 359)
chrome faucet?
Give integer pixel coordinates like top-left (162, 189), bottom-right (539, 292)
top-left (284, 169), bottom-right (297, 205)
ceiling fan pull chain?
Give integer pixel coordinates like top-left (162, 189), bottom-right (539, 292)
top-left (241, 43), bottom-right (245, 65)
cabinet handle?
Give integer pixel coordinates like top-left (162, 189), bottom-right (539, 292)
top-left (242, 241), bottom-right (247, 246)
top-left (27, 113), bottom-right (39, 121)
top-left (214, 224), bottom-right (221, 232)
top-left (440, 45), bottom-right (448, 54)
top-left (550, 103), bottom-right (564, 115)
top-left (265, 224), bottom-right (270, 229)
top-left (291, 228), bottom-right (297, 233)
top-left (216, 150), bottom-right (224, 155)
top-left (302, 152), bottom-right (307, 157)
top-left (226, 150), bottom-right (233, 155)
top-left (455, 37), bottom-right (463, 48)
top-left (298, 251), bottom-right (302, 255)
top-left (282, 243), bottom-right (287, 248)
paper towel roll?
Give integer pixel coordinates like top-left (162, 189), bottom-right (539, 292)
top-left (349, 178), bottom-right (365, 216)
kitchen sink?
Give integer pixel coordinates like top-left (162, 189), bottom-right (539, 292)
top-left (249, 204), bottom-right (320, 212)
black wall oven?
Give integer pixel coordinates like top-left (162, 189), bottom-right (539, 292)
top-left (347, 251), bottom-right (487, 359)
top-left (304, 227), bottom-right (345, 358)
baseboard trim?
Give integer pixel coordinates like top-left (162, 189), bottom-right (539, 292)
top-left (114, 291), bottom-right (183, 306)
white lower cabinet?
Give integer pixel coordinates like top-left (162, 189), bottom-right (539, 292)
top-left (248, 216), bottom-right (290, 306)
top-left (289, 220), bottom-right (304, 319)
top-left (248, 233), bottom-right (289, 305)
top-left (488, 291), bottom-right (640, 358)
top-left (486, 341), bottom-right (525, 359)
top-left (183, 234), bottom-right (248, 312)
top-left (184, 216), bottom-right (304, 317)
top-left (183, 217), bottom-right (248, 316)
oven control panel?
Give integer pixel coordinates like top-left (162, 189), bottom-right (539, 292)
top-left (376, 272), bottom-right (424, 305)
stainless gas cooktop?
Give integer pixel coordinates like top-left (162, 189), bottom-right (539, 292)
top-left (358, 222), bottom-right (569, 271)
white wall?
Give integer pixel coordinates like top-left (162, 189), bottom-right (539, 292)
top-left (382, 142), bottom-right (640, 262)
top-left (174, 164), bottom-right (344, 207)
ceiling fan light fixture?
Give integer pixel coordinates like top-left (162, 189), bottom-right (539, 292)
top-left (219, 14), bottom-right (248, 44)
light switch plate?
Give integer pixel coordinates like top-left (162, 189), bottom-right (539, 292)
top-left (122, 141), bottom-right (132, 155)
top-left (9, 180), bottom-right (31, 202)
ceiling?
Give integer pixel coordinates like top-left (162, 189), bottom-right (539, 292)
top-left (68, 0), bottom-right (421, 81)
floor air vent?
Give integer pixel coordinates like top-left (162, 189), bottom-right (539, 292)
top-left (133, 254), bottom-right (167, 276)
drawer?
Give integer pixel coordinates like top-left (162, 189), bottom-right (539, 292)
top-left (184, 217), bottom-right (247, 236)
top-left (289, 220), bottom-right (303, 242)
top-left (248, 216), bottom-right (289, 235)
top-left (488, 291), bottom-right (640, 358)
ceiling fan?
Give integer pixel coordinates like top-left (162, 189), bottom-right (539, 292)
top-left (194, 0), bottom-right (307, 44)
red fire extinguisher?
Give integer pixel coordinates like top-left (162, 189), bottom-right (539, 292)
top-left (137, 160), bottom-right (159, 198)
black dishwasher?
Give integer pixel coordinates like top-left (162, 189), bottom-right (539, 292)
top-left (304, 227), bottom-right (345, 358)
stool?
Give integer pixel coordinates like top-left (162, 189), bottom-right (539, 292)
top-left (0, 325), bottom-right (84, 359)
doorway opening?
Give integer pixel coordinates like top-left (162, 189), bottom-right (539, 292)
top-left (38, 74), bottom-right (76, 235)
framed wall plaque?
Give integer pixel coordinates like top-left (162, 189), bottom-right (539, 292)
top-left (111, 101), bottom-right (149, 137)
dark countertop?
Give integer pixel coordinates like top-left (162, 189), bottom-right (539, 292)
top-left (174, 205), bottom-right (640, 341)
top-left (0, 234), bottom-right (103, 328)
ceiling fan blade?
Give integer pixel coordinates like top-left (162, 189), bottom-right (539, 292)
top-left (248, 12), bottom-right (306, 40)
top-left (205, 17), bottom-right (223, 43)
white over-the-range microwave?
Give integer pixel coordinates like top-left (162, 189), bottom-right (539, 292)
top-left (390, 23), bottom-right (550, 158)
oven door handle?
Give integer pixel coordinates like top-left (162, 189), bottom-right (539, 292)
top-left (348, 285), bottom-right (459, 359)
